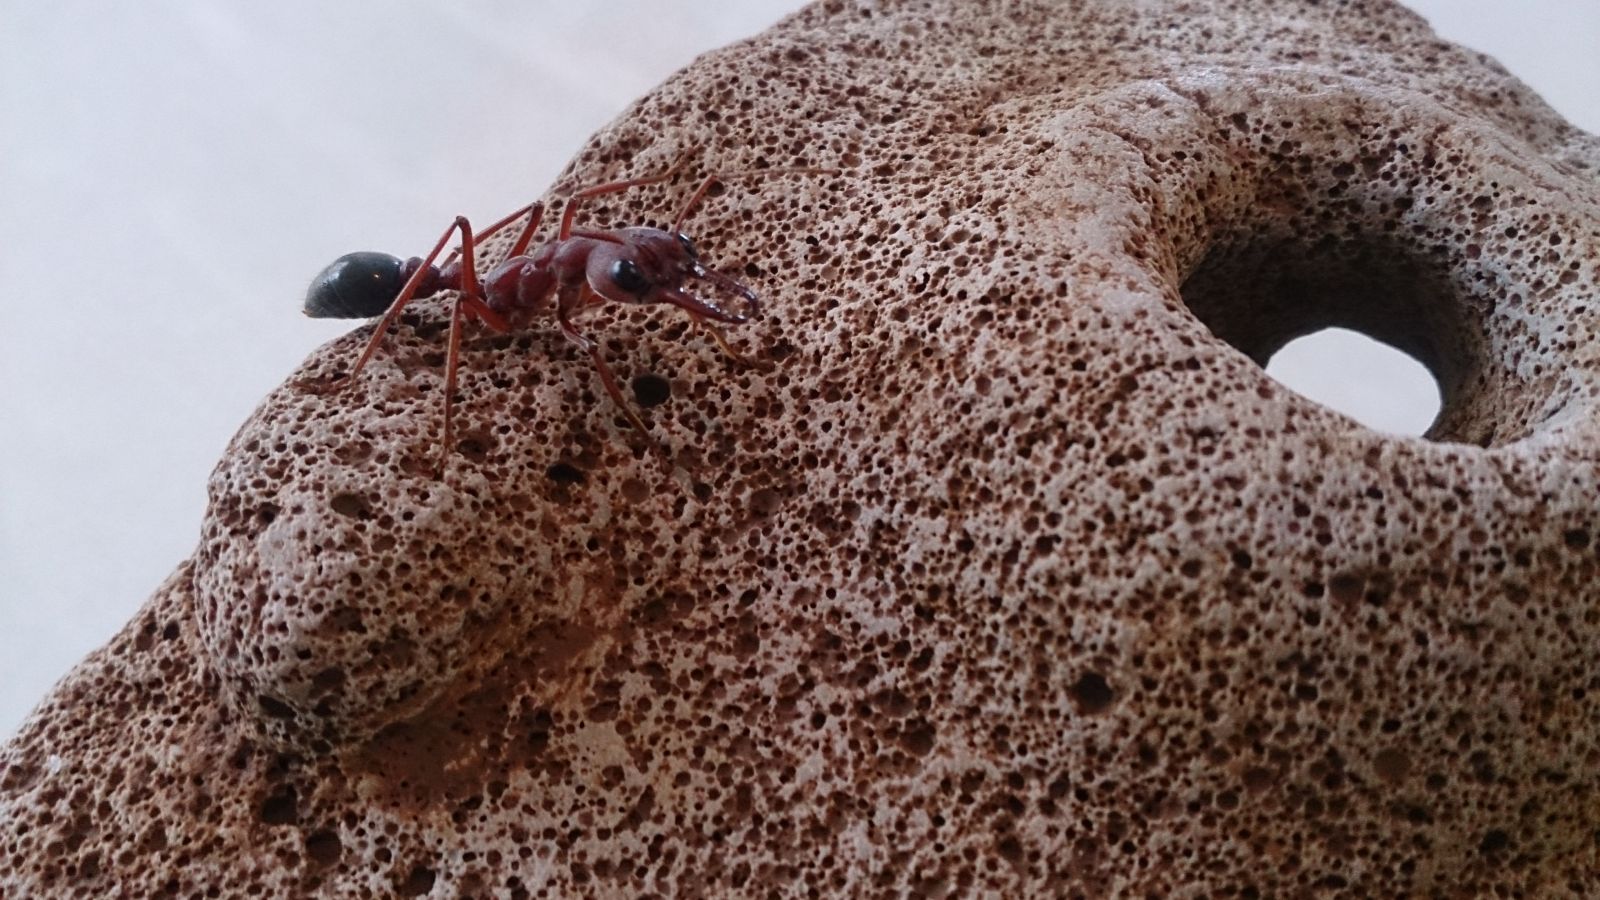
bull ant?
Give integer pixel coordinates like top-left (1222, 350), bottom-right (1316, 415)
top-left (302, 157), bottom-right (826, 468)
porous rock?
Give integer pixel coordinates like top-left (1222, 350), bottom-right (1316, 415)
top-left (6, 0), bottom-right (1600, 895)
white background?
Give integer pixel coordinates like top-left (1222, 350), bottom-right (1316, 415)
top-left (1, 2), bottom-right (1596, 738)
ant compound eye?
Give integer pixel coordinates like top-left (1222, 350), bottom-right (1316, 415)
top-left (610, 258), bottom-right (650, 295)
top-left (676, 232), bottom-right (697, 258)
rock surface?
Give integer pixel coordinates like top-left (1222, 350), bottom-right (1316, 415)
top-left (5, 0), bottom-right (1600, 895)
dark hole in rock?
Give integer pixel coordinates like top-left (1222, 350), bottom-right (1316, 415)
top-left (1328, 573), bottom-right (1366, 605)
top-left (1068, 672), bottom-right (1115, 715)
top-left (312, 666), bottom-right (347, 694)
top-left (401, 866), bottom-right (438, 896)
top-left (900, 721), bottom-right (937, 756)
top-left (306, 830), bottom-right (342, 866)
top-left (455, 432), bottom-right (494, 463)
top-left (749, 487), bottom-right (783, 518)
top-left (1374, 747), bottom-right (1412, 784)
top-left (329, 492), bottom-right (373, 520)
top-left (997, 835), bottom-right (1027, 872)
top-left (620, 477), bottom-right (650, 504)
top-left (1178, 226), bottom-right (1507, 446)
top-left (259, 786), bottom-right (298, 826)
top-left (546, 462), bottom-right (585, 485)
top-left (631, 373), bottom-right (672, 408)
top-left (412, 319), bottom-right (447, 341)
top-left (258, 694), bottom-right (297, 720)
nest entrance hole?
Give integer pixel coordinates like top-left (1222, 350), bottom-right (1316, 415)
top-left (1179, 228), bottom-right (1488, 443)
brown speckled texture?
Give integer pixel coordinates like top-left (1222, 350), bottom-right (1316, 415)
top-left (6, 0), bottom-right (1600, 895)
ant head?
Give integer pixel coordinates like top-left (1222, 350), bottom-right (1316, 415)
top-left (305, 251), bottom-right (407, 319)
top-left (586, 227), bottom-right (758, 323)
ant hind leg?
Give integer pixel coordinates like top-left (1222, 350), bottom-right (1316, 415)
top-left (299, 215), bottom-right (474, 395)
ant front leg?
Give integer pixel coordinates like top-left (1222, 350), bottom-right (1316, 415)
top-left (557, 153), bottom-right (692, 240)
top-left (556, 284), bottom-right (652, 437)
top-left (671, 165), bottom-right (841, 232)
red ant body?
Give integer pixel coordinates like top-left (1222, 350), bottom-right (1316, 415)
top-left (303, 159), bottom-right (816, 464)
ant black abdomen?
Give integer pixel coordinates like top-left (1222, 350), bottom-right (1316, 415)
top-left (304, 251), bottom-right (412, 320)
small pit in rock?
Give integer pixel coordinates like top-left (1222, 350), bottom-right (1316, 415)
top-left (546, 462), bottom-right (586, 485)
top-left (329, 492), bottom-right (374, 520)
top-left (631, 373), bottom-right (672, 408)
top-left (1068, 672), bottom-right (1115, 715)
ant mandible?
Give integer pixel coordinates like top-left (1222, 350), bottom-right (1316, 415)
top-left (302, 157), bottom-right (820, 467)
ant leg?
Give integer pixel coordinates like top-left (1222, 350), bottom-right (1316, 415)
top-left (502, 201), bottom-right (547, 259)
top-left (460, 294), bottom-right (511, 332)
top-left (440, 294), bottom-right (469, 471)
top-left (556, 286), bottom-right (650, 435)
top-left (672, 175), bottom-right (724, 232)
top-left (435, 201), bottom-right (543, 466)
top-left (436, 213), bottom-right (510, 468)
top-left (558, 153), bottom-right (693, 240)
top-left (312, 215), bottom-right (472, 393)
top-left (440, 201), bottom-right (545, 269)
top-left (567, 325), bottom-right (651, 435)
top-left (672, 165), bottom-right (840, 232)
top-left (437, 292), bottom-right (513, 472)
